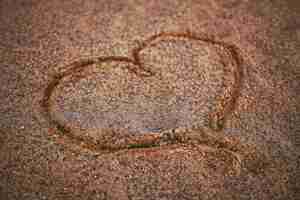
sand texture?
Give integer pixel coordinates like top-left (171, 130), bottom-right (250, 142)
top-left (0, 0), bottom-right (299, 199)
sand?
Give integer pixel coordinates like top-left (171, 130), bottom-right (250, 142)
top-left (0, 0), bottom-right (299, 199)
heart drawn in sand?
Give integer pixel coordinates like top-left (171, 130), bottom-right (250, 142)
top-left (42, 32), bottom-right (243, 153)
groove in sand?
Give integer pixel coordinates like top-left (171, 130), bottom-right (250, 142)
top-left (41, 32), bottom-right (244, 161)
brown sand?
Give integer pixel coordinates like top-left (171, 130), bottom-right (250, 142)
top-left (0, 0), bottom-right (299, 199)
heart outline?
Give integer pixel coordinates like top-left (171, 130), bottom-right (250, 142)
top-left (41, 32), bottom-right (244, 154)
